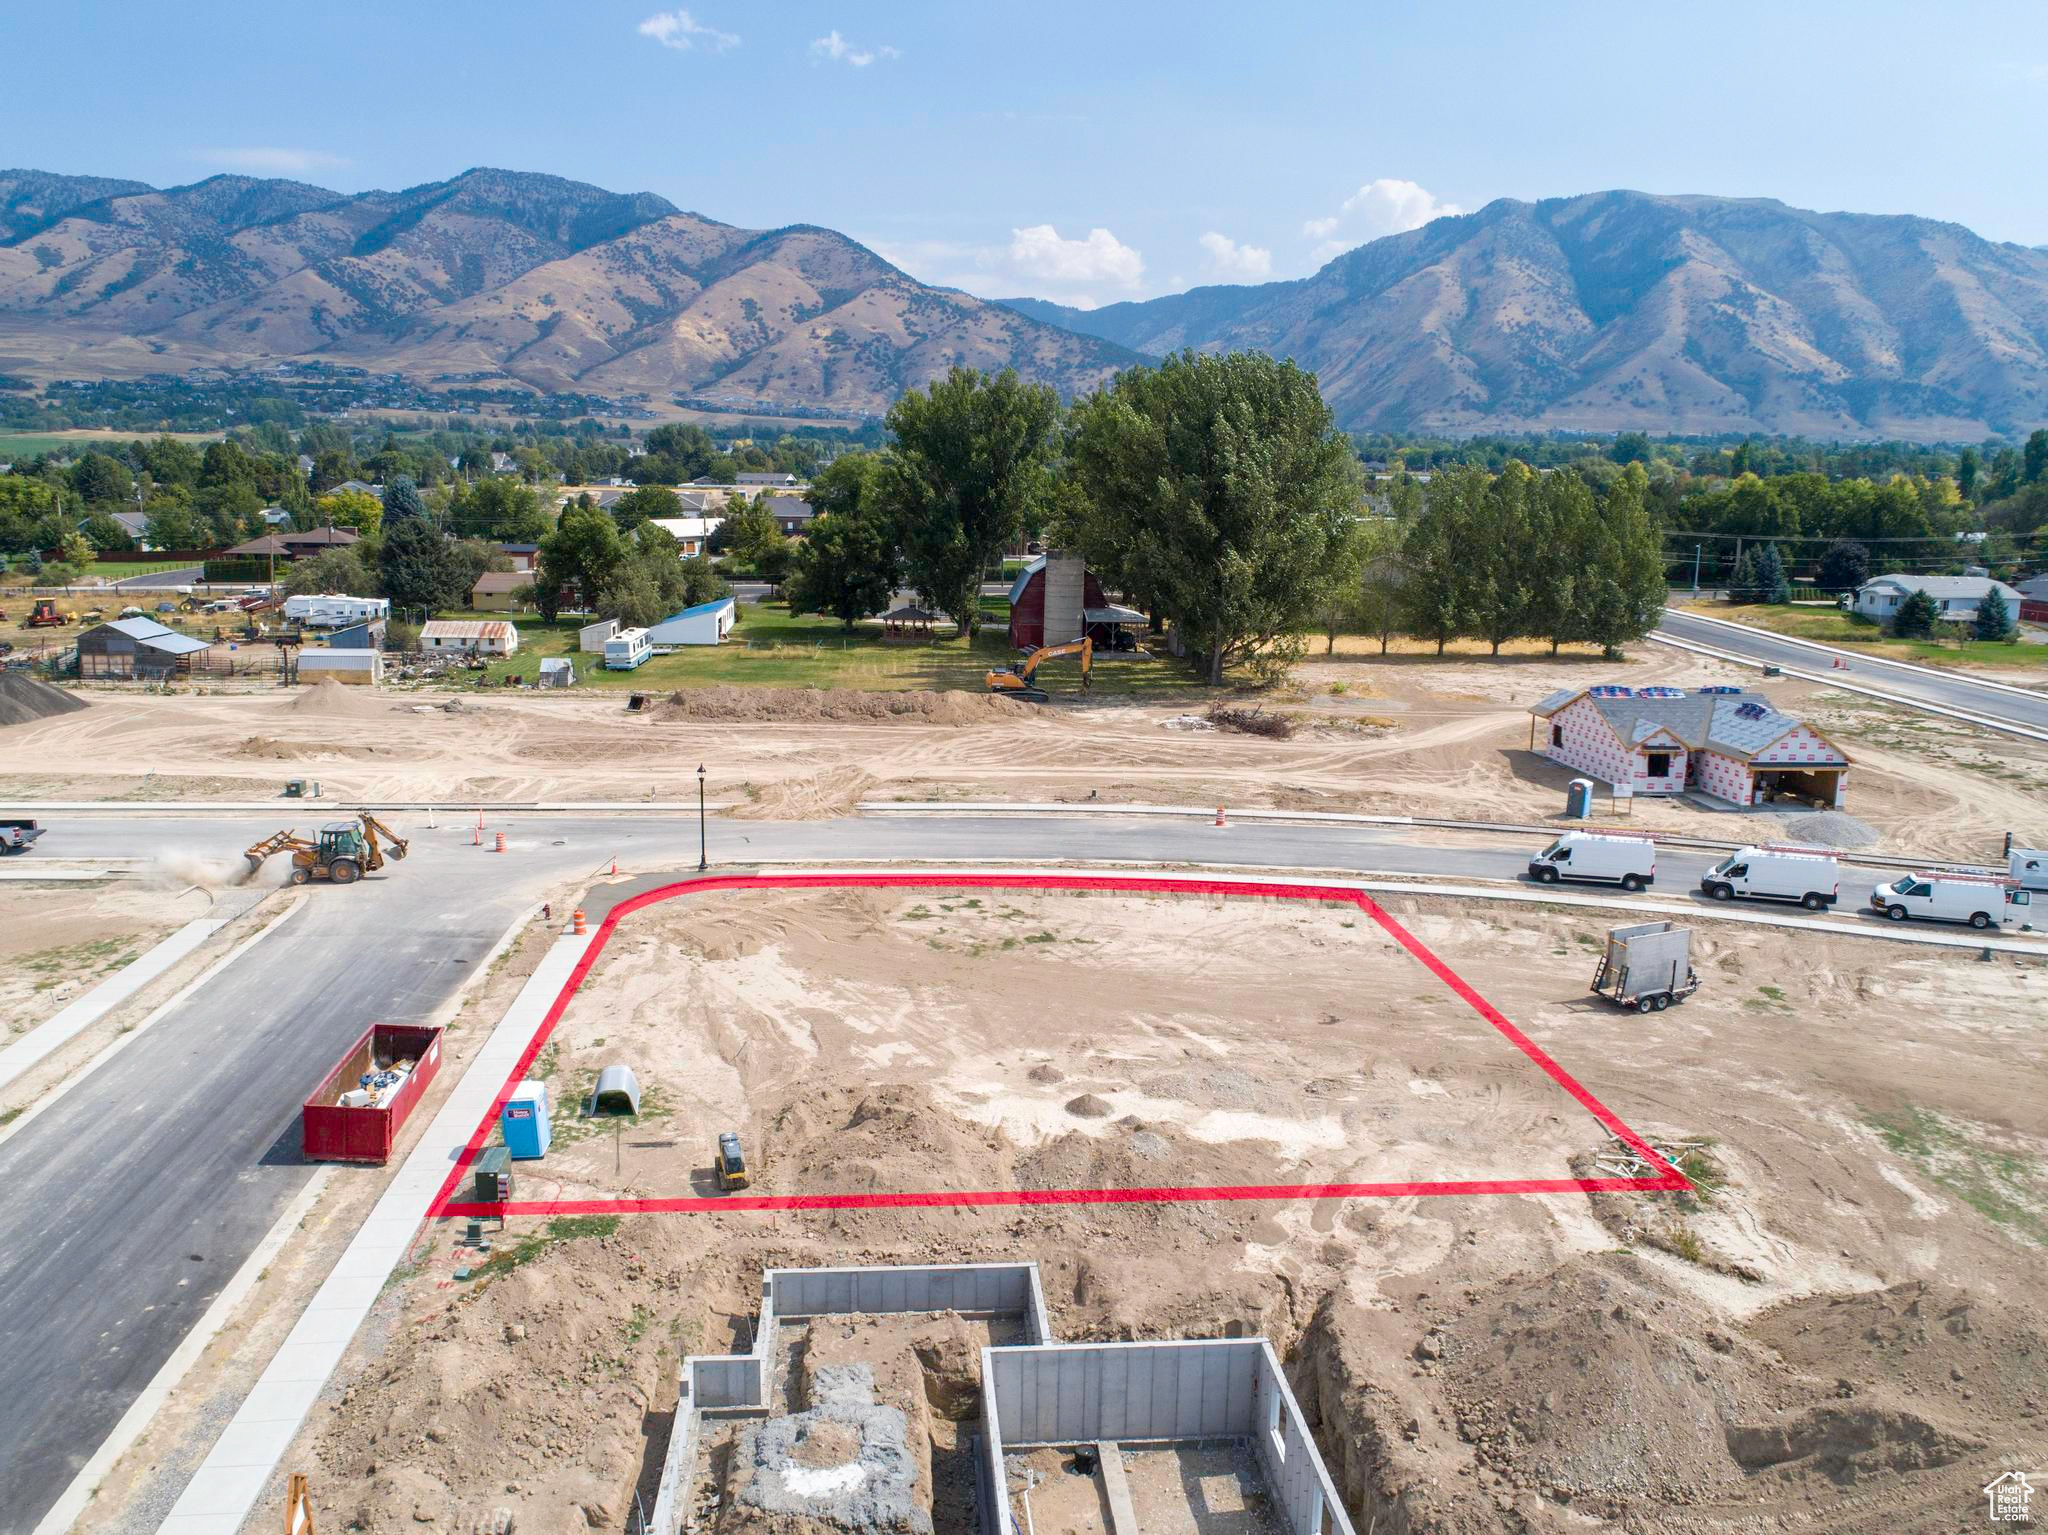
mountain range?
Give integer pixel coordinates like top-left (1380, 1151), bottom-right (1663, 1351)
top-left (2, 169), bottom-right (2045, 440)
top-left (0, 166), bottom-right (1135, 416)
top-left (1004, 192), bottom-right (2048, 441)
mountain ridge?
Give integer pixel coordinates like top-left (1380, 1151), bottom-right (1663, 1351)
top-left (1001, 191), bottom-right (2048, 440)
top-left (0, 166), bottom-right (1137, 415)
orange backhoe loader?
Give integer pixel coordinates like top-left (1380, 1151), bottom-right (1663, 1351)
top-left (244, 812), bottom-right (410, 886)
top-left (985, 636), bottom-right (1092, 703)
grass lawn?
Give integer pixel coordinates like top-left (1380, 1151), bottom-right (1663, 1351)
top-left (427, 600), bottom-right (1210, 700)
top-left (1689, 601), bottom-right (2048, 671)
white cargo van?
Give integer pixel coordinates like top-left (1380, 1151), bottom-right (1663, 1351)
top-left (1870, 872), bottom-right (2033, 930)
top-left (603, 627), bottom-right (653, 671)
top-left (1528, 831), bottom-right (1655, 891)
top-left (1699, 846), bottom-right (1838, 910)
top-left (2009, 847), bottom-right (2048, 893)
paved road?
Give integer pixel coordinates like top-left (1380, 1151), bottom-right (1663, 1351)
top-left (1656, 609), bottom-right (2048, 733)
top-left (0, 809), bottom-right (1987, 1531)
top-left (109, 565), bottom-right (204, 592)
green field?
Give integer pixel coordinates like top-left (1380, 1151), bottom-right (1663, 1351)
top-left (430, 600), bottom-right (1204, 699)
top-left (1694, 601), bottom-right (2047, 671)
top-left (0, 429), bottom-right (221, 457)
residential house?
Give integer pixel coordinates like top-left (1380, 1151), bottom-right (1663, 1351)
top-left (648, 516), bottom-right (724, 557)
top-left (109, 511), bottom-right (151, 547)
top-left (1853, 574), bottom-right (2021, 628)
top-left (762, 494), bottom-right (816, 535)
top-left (735, 471), bottom-right (800, 488)
top-left (227, 528), bottom-right (363, 563)
top-left (489, 452), bottom-right (518, 475)
top-left (470, 571), bottom-right (532, 611)
top-left (333, 479), bottom-right (384, 501)
top-left (258, 506), bottom-right (292, 526)
top-left (499, 543), bottom-right (541, 572)
top-left (420, 619), bottom-right (519, 657)
top-left (1528, 684), bottom-right (1851, 807)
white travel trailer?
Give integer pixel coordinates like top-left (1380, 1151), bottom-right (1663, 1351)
top-left (1869, 871), bottom-right (2034, 930)
top-left (603, 627), bottom-right (653, 671)
top-left (1527, 831), bottom-right (1656, 891)
top-left (1699, 845), bottom-right (1839, 910)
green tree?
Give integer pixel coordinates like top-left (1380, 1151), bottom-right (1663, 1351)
top-left (283, 546), bottom-right (376, 597)
top-left (69, 452), bottom-right (132, 505)
top-left (383, 475), bottom-right (427, 522)
top-left (1399, 466), bottom-right (1483, 654)
top-left (536, 503), bottom-right (629, 621)
top-left (1975, 586), bottom-right (2017, 642)
top-left (2024, 429), bottom-right (2048, 487)
top-left (1573, 464), bottom-right (1668, 658)
top-left (1468, 461), bottom-right (1535, 654)
top-left (1343, 517), bottom-right (1407, 654)
top-left (884, 366), bottom-right (1061, 636)
top-left (787, 505), bottom-right (901, 629)
top-left (378, 516), bottom-right (471, 615)
top-left (609, 484), bottom-right (680, 531)
top-left (452, 477), bottom-right (550, 541)
top-left (1956, 446), bottom-right (1980, 501)
top-left (717, 493), bottom-right (786, 569)
top-left (143, 498), bottom-right (204, 551)
top-left (1067, 350), bottom-right (1360, 682)
top-left (1816, 538), bottom-right (1870, 593)
top-left (80, 510), bottom-right (137, 552)
top-left (1890, 587), bottom-right (1940, 638)
top-left (1523, 469), bottom-right (1597, 653)
top-left (56, 530), bottom-right (95, 570)
top-left (313, 488), bottom-right (383, 541)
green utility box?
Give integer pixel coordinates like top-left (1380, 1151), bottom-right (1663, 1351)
top-left (474, 1146), bottom-right (513, 1202)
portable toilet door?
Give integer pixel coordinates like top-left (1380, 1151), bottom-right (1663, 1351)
top-left (1565, 778), bottom-right (1595, 818)
top-left (500, 1079), bottom-right (552, 1159)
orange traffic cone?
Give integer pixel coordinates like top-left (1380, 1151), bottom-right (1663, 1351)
top-left (493, 831), bottom-right (507, 853)
top-left (572, 909), bottom-right (588, 936)
top-left (1215, 805), bottom-right (1227, 827)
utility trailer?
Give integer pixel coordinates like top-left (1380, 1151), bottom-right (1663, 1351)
top-left (302, 1022), bottom-right (443, 1163)
top-left (1591, 921), bottom-right (1699, 1013)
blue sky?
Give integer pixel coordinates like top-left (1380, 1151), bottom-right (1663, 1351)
top-left (6, 0), bottom-right (2044, 307)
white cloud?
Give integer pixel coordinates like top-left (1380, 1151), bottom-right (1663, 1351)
top-left (1007, 225), bottom-right (1145, 289)
top-left (1301, 178), bottom-right (1461, 265)
top-left (811, 29), bottom-right (900, 66)
top-left (197, 147), bottom-right (350, 177)
top-left (867, 224), bottom-right (1145, 307)
top-left (1198, 231), bottom-right (1272, 281)
top-left (638, 10), bottom-right (739, 53)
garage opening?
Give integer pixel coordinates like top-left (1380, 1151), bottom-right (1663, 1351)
top-left (1753, 768), bottom-right (1843, 808)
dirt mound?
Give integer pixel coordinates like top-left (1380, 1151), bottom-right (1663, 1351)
top-left (286, 676), bottom-right (395, 719)
top-left (0, 673), bottom-right (87, 728)
top-left (1063, 1093), bottom-right (1113, 1118)
top-left (1777, 809), bottom-right (1880, 848)
top-left (230, 735), bottom-right (298, 760)
top-left (655, 684), bottom-right (1039, 727)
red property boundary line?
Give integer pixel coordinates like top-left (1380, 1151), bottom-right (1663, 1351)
top-left (430, 873), bottom-right (1690, 1218)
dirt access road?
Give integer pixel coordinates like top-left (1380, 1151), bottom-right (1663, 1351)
top-left (256, 884), bottom-right (2046, 1535)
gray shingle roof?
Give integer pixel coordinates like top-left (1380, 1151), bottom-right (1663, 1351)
top-left (1860, 574), bottom-right (2019, 601)
top-left (1540, 685), bottom-right (1847, 765)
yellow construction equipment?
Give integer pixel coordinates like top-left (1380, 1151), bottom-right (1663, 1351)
top-left (244, 812), bottom-right (410, 886)
top-left (985, 636), bottom-right (1092, 703)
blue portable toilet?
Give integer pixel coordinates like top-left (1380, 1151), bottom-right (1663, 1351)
top-left (500, 1079), bottom-right (552, 1159)
top-left (1565, 778), bottom-right (1595, 819)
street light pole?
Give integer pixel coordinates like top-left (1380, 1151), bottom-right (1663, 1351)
top-left (1692, 544), bottom-right (1702, 596)
top-left (696, 764), bottom-right (708, 872)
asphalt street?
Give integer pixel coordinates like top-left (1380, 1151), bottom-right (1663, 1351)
top-left (1655, 609), bottom-right (2048, 733)
top-left (0, 809), bottom-right (1999, 1531)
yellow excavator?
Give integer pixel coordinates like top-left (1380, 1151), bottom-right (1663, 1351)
top-left (986, 636), bottom-right (1092, 703)
top-left (244, 812), bottom-right (410, 886)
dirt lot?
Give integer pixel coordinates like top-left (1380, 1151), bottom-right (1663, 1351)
top-left (2, 645), bottom-right (2042, 860)
top-left (0, 882), bottom-right (199, 1044)
top-left (263, 887), bottom-right (2048, 1535)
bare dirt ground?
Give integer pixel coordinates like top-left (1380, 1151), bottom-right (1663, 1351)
top-left (262, 887), bottom-right (2048, 1535)
top-left (2, 644), bottom-right (2041, 859)
top-left (0, 882), bottom-right (198, 1044)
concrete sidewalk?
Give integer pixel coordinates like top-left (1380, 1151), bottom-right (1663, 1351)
top-left (155, 914), bottom-right (586, 1535)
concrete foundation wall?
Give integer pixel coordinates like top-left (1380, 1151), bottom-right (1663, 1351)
top-left (772, 1263), bottom-right (1043, 1328)
top-left (990, 1339), bottom-right (1263, 1446)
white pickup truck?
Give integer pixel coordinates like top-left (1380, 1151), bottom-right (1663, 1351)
top-left (1870, 872), bottom-right (2034, 930)
top-left (0, 817), bottom-right (43, 855)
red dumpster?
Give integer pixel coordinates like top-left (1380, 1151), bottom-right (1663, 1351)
top-left (302, 1022), bottom-right (443, 1164)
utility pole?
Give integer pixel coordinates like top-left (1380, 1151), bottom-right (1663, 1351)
top-left (1692, 544), bottom-right (1702, 596)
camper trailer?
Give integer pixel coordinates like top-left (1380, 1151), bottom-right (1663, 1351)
top-left (603, 627), bottom-right (652, 671)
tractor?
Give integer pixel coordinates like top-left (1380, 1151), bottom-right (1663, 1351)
top-left (244, 812), bottom-right (410, 886)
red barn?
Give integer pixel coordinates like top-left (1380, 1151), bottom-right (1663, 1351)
top-left (1007, 554), bottom-right (1105, 650)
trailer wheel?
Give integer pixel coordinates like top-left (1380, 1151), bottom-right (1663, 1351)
top-left (1886, 904), bottom-right (1908, 922)
top-left (1620, 873), bottom-right (1645, 893)
top-left (1635, 995), bottom-right (1656, 1014)
top-left (1652, 993), bottom-right (1671, 1010)
top-left (1969, 911), bottom-right (1994, 930)
top-left (1801, 892), bottom-right (1827, 911)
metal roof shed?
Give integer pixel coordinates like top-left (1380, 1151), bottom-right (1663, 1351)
top-left (647, 595), bottom-right (736, 646)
